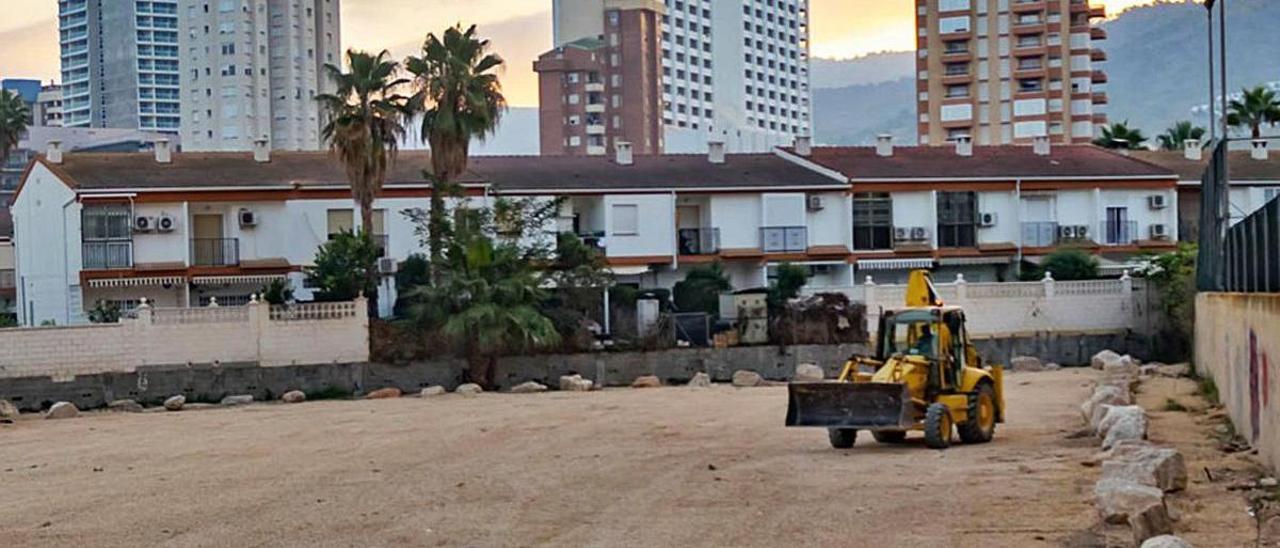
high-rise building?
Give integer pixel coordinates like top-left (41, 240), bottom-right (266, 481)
top-left (536, 1), bottom-right (665, 156)
top-left (541, 0), bottom-right (811, 156)
top-left (58, 0), bottom-right (181, 132)
top-left (915, 0), bottom-right (1108, 146)
top-left (179, 0), bottom-right (342, 151)
top-left (36, 84), bottom-right (64, 128)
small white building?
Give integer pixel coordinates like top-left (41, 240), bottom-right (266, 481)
top-left (1132, 139), bottom-right (1280, 240)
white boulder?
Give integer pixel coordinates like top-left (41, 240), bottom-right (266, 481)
top-left (107, 399), bottom-right (144, 413)
top-left (687, 372), bottom-right (712, 388)
top-left (631, 375), bottom-right (662, 388)
top-left (45, 401), bottom-right (79, 420)
top-left (455, 383), bottom-right (483, 396)
top-left (794, 363), bottom-right (825, 382)
top-left (559, 375), bottom-right (593, 392)
top-left (732, 370), bottom-right (764, 387)
top-left (1100, 407), bottom-right (1149, 450)
top-left (281, 390), bottom-right (306, 403)
top-left (1102, 445), bottom-right (1187, 492)
top-left (1092, 349), bottom-right (1123, 370)
top-left (510, 381), bottom-right (549, 394)
top-left (0, 399), bottom-right (17, 419)
top-left (1009, 356), bottom-right (1044, 372)
top-left (1094, 478), bottom-right (1165, 524)
top-left (221, 394), bottom-right (254, 406)
top-left (1141, 536), bottom-right (1194, 548)
top-left (1129, 500), bottom-right (1175, 546)
top-left (420, 386), bottom-right (446, 397)
top-left (163, 395), bottom-right (186, 411)
top-left (1081, 385), bottom-right (1130, 425)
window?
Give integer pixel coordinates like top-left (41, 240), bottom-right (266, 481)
top-left (937, 192), bottom-right (977, 248)
top-left (326, 209), bottom-right (354, 238)
top-left (611, 204), bottom-right (639, 236)
top-left (853, 193), bottom-right (894, 250)
top-left (81, 205), bottom-right (133, 269)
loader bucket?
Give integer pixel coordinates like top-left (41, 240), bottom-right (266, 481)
top-left (785, 382), bottom-right (914, 430)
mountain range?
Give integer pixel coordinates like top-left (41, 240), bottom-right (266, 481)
top-left (812, 0), bottom-right (1280, 146)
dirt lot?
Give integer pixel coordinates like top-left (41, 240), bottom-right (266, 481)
top-left (0, 368), bottom-right (1256, 547)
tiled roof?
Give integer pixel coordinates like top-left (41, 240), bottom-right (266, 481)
top-left (797, 145), bottom-right (1175, 180)
top-left (1130, 150), bottom-right (1280, 182)
top-left (35, 151), bottom-right (842, 194)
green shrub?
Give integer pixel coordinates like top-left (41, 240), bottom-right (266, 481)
top-left (673, 263), bottom-right (732, 317)
top-left (1040, 249), bottom-right (1100, 280)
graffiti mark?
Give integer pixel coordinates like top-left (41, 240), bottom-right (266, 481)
top-left (1249, 330), bottom-right (1271, 444)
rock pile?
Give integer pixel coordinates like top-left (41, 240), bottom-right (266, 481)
top-left (1082, 350), bottom-right (1193, 547)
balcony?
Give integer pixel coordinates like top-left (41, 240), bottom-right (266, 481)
top-left (760, 226), bottom-right (807, 253)
top-left (584, 82), bottom-right (605, 93)
top-left (1014, 65), bottom-right (1047, 79)
top-left (1091, 27), bottom-right (1107, 40)
top-left (191, 238), bottom-right (240, 267)
top-left (585, 124), bottom-right (606, 135)
top-left (1022, 222), bottom-right (1059, 248)
top-left (1012, 21), bottom-right (1047, 35)
top-left (1102, 221), bottom-right (1137, 245)
top-left (83, 241), bottom-right (133, 270)
top-left (1011, 0), bottom-right (1047, 13)
top-left (1091, 49), bottom-right (1107, 62)
top-left (585, 103), bottom-right (605, 114)
top-left (678, 228), bottom-right (720, 255)
top-left (1091, 70), bottom-right (1108, 84)
top-left (1089, 5), bottom-right (1106, 18)
top-left (1092, 91), bottom-right (1108, 104)
top-left (1012, 42), bottom-right (1047, 57)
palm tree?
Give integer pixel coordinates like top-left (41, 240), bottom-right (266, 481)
top-left (1227, 85), bottom-right (1280, 139)
top-left (1093, 121), bottom-right (1148, 150)
top-left (408, 237), bottom-right (559, 387)
top-left (1156, 121), bottom-right (1206, 151)
top-left (405, 24), bottom-right (507, 283)
top-left (0, 89), bottom-right (31, 166)
top-left (316, 49), bottom-right (410, 239)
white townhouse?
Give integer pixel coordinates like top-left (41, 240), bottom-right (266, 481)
top-left (779, 135), bottom-right (1181, 283)
top-left (1132, 139), bottom-right (1280, 241)
top-left (8, 136), bottom-right (1180, 325)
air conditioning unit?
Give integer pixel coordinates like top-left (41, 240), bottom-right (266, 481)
top-left (910, 227), bottom-right (930, 241)
top-left (1149, 223), bottom-right (1169, 239)
top-left (806, 195), bottom-right (826, 211)
top-left (979, 211), bottom-right (998, 227)
top-left (1058, 225), bottom-right (1076, 240)
top-left (238, 208), bottom-right (257, 227)
top-left (377, 257), bottom-right (399, 275)
top-left (1147, 194), bottom-right (1168, 210)
top-left (1075, 225), bottom-right (1090, 240)
top-left (156, 214), bottom-right (177, 232)
top-left (134, 215), bottom-right (155, 232)
top-left (894, 227), bottom-right (910, 241)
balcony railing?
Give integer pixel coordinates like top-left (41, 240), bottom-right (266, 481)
top-left (1102, 221), bottom-right (1138, 245)
top-left (83, 241), bottom-right (133, 270)
top-left (761, 226), bottom-right (807, 253)
top-left (0, 269), bottom-right (14, 289)
top-left (1022, 222), bottom-right (1059, 248)
top-left (678, 228), bottom-right (720, 255)
top-left (191, 238), bottom-right (240, 266)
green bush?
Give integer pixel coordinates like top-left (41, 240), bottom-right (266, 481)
top-left (1040, 249), bottom-right (1100, 280)
top-left (304, 230), bottom-right (380, 302)
top-left (768, 263), bottom-right (809, 312)
top-left (673, 262), bottom-right (732, 317)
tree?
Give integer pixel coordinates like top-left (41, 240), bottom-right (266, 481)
top-left (1040, 249), bottom-right (1100, 281)
top-left (259, 278), bottom-right (294, 305)
top-left (88, 300), bottom-right (121, 324)
top-left (673, 263), bottom-right (732, 317)
top-left (0, 89), bottom-right (30, 167)
top-left (406, 237), bottom-right (559, 388)
top-left (304, 230), bottom-right (381, 302)
top-left (405, 25), bottom-right (507, 283)
top-left (767, 263), bottom-right (809, 313)
top-left (1093, 121), bottom-right (1148, 150)
top-left (1156, 121), bottom-right (1206, 151)
top-left (316, 49), bottom-right (410, 309)
top-left (1226, 85), bottom-right (1280, 139)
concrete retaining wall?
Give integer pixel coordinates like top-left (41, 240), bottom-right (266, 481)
top-left (1195, 292), bottom-right (1280, 469)
top-left (0, 329), bottom-right (1150, 412)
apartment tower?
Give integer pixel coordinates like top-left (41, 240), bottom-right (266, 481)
top-left (536, 1), bottom-right (665, 156)
top-left (916, 0), bottom-right (1108, 146)
top-left (58, 0), bottom-right (182, 132)
top-left (541, 0), bottom-right (812, 156)
top-left (179, 0), bottom-right (342, 151)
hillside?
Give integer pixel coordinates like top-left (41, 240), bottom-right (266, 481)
top-left (812, 0), bottom-right (1280, 146)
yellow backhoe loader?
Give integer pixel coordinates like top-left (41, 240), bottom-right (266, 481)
top-left (785, 270), bottom-right (1005, 449)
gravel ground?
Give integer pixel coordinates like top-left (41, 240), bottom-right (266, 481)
top-left (0, 368), bottom-right (1194, 547)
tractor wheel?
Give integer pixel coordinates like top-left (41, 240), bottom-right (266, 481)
top-left (958, 383), bottom-right (998, 444)
top-left (923, 403), bottom-right (953, 449)
top-left (872, 431), bottom-right (907, 444)
top-left (828, 428), bottom-right (858, 449)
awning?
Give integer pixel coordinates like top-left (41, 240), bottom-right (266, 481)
top-left (1097, 257), bottom-right (1144, 275)
top-left (937, 255), bottom-right (1013, 266)
top-left (608, 266), bottom-right (651, 276)
top-left (856, 258), bottom-right (934, 271)
top-left (87, 276), bottom-right (186, 289)
top-left (191, 274), bottom-right (289, 286)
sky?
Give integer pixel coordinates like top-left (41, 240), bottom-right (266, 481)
top-left (0, 0), bottom-right (1160, 107)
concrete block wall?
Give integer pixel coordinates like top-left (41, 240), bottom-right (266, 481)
top-left (1195, 293), bottom-right (1280, 469)
top-left (0, 298), bottom-right (370, 381)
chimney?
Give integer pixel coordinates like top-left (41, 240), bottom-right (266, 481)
top-left (875, 134), bottom-right (894, 157)
top-left (954, 134), bottom-right (973, 157)
top-left (1183, 139), bottom-right (1202, 161)
top-left (1032, 135), bottom-right (1051, 156)
top-left (253, 138), bottom-right (271, 163)
top-left (615, 141), bottom-right (633, 166)
top-left (154, 138), bottom-right (172, 164)
top-left (707, 140), bottom-right (726, 164)
top-left (794, 135), bottom-right (812, 157)
top-left (46, 140), bottom-right (63, 164)
top-left (1252, 139), bottom-right (1269, 161)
